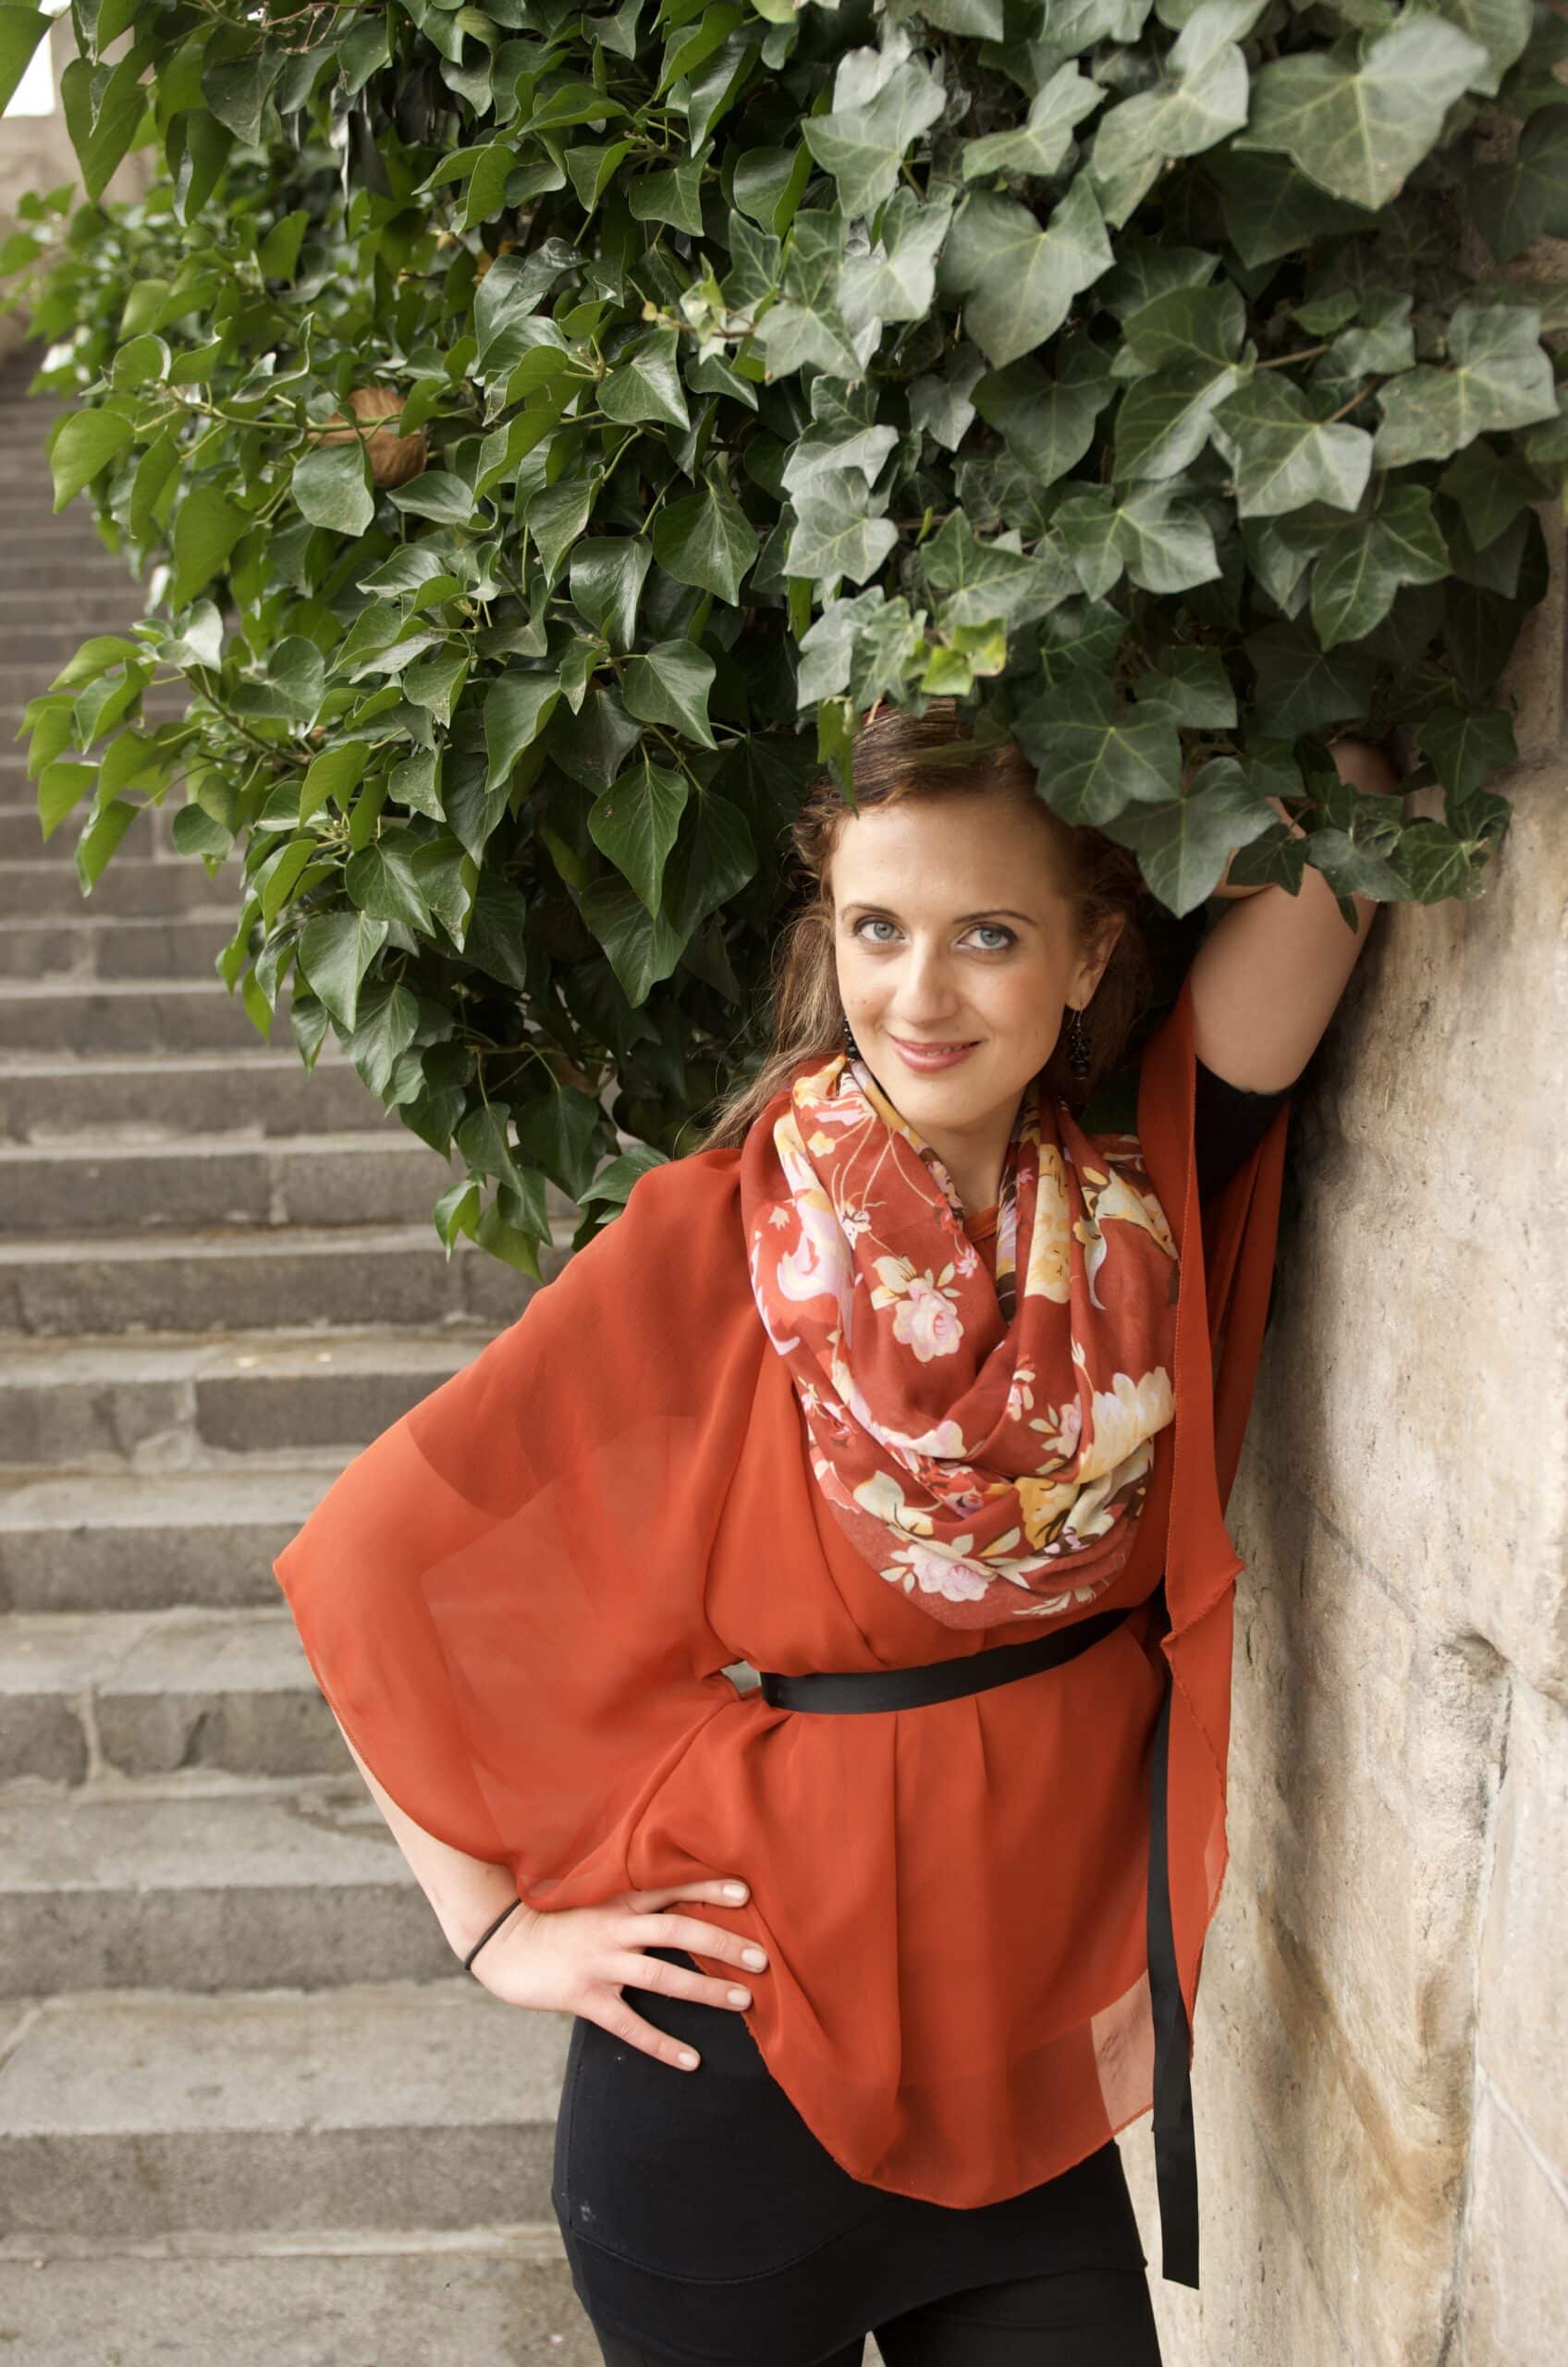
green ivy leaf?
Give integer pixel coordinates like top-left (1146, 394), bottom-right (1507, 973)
top-left (1372, 302), bottom-right (1559, 467)
top-left (1234, 17), bottom-right (1488, 209)
top-left (1309, 483), bottom-right (1451, 649)
top-left (652, 481), bottom-right (759, 602)
top-left (963, 63), bottom-right (1103, 180)
top-left (1092, 0), bottom-right (1268, 185)
top-left (292, 442), bottom-right (375, 536)
top-left (601, 327), bottom-right (692, 429)
top-left (802, 43), bottom-right (946, 220)
top-left (202, 54), bottom-right (285, 147)
top-left (50, 408), bottom-right (135, 510)
top-left (785, 476), bottom-right (899, 590)
top-left (484, 668), bottom-right (561, 794)
top-left (1420, 705), bottom-right (1517, 796)
top-left (296, 910), bottom-right (390, 1031)
top-left (300, 742), bottom-right (370, 823)
top-left (344, 980), bottom-right (421, 1098)
top-left (0, 7), bottom-right (49, 118)
top-left (1469, 104), bottom-right (1568, 261)
top-left (940, 175), bottom-right (1113, 368)
top-left (754, 210), bottom-right (867, 380)
top-left (628, 157), bottom-right (705, 233)
top-left (74, 797), bottom-right (140, 894)
top-left (171, 485), bottom-right (249, 607)
top-left (1055, 480), bottom-right (1221, 596)
top-left (1012, 671), bottom-right (1182, 825)
top-left (622, 640), bottom-right (718, 747)
top-left (36, 760), bottom-right (95, 840)
top-left (580, 867), bottom-right (692, 1003)
top-left (1095, 755), bottom-right (1280, 916)
top-left (345, 839), bottom-right (435, 932)
top-left (1243, 622), bottom-right (1378, 736)
top-left (589, 751), bottom-right (690, 913)
top-left (569, 535), bottom-right (652, 652)
top-left (1210, 375), bottom-right (1372, 517)
top-left (389, 472), bottom-right (476, 527)
top-left (61, 52), bottom-right (150, 204)
top-left (974, 338), bottom-right (1117, 486)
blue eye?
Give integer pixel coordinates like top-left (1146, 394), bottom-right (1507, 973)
top-left (851, 919), bottom-right (1017, 950)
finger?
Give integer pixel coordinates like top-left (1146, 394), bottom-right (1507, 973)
top-left (635, 1910), bottom-right (767, 1971)
top-left (607, 1953), bottom-right (753, 2014)
top-left (625, 1877), bottom-right (749, 1910)
top-left (591, 1996), bottom-right (704, 2072)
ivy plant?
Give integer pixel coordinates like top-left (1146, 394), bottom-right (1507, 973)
top-left (2, 0), bottom-right (1564, 1269)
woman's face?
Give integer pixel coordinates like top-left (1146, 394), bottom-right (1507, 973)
top-left (828, 786), bottom-right (1118, 1167)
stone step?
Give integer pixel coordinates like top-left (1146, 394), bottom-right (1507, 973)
top-left (0, 858), bottom-right (240, 917)
top-left (0, 1326), bottom-right (490, 1470)
top-left (1, 1610), bottom-right (345, 1788)
top-left (0, 913), bottom-right (233, 979)
top-left (0, 1978), bottom-right (568, 2239)
top-left (0, 1777), bottom-right (459, 1993)
top-left (0, 2236), bottom-right (603, 2367)
top-left (0, 1128), bottom-right (459, 1235)
top-left (0, 1049), bottom-right (381, 1145)
top-left (0, 977), bottom-right (278, 1054)
top-left (0, 563), bottom-right (145, 594)
top-left (0, 1220), bottom-right (542, 1337)
top-left (0, 1466), bottom-right (331, 1613)
top-left (0, 539), bottom-right (129, 573)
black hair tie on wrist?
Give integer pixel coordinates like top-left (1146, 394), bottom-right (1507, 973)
top-left (463, 1899), bottom-right (523, 1974)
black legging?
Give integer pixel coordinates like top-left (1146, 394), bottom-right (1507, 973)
top-left (586, 2263), bottom-right (1160, 2365)
top-left (555, 1948), bottom-right (1162, 2367)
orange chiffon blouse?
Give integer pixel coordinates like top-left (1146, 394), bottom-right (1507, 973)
top-left (274, 973), bottom-right (1290, 2214)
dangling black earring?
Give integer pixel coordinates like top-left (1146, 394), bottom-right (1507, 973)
top-left (1066, 1002), bottom-right (1091, 1080)
top-left (842, 1013), bottom-right (862, 1061)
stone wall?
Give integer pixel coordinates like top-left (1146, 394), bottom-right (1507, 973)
top-left (1119, 517), bottom-right (1568, 2361)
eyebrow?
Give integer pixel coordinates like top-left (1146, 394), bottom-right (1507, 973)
top-left (839, 902), bottom-right (1038, 926)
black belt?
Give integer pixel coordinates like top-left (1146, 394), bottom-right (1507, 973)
top-left (757, 1577), bottom-right (1199, 2289)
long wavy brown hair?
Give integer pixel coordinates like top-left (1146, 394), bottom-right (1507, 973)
top-left (689, 700), bottom-right (1162, 1154)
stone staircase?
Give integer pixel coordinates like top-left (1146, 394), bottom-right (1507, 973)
top-left (0, 351), bottom-right (606, 2362)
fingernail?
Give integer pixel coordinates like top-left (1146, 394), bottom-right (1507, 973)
top-left (723, 1882), bottom-right (747, 1899)
top-left (742, 1945), bottom-right (766, 1969)
top-left (728, 1986), bottom-right (751, 2007)
top-left (679, 2049), bottom-right (699, 2068)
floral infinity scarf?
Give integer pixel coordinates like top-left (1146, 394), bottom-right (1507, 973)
top-left (738, 1047), bottom-right (1182, 1632)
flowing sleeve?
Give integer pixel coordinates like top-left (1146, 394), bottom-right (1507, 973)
top-left (1136, 968), bottom-right (1292, 2035)
top-left (272, 1149), bottom-right (761, 1912)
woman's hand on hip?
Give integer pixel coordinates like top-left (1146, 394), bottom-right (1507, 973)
top-left (470, 1879), bottom-right (769, 2071)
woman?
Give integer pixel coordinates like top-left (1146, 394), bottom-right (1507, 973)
top-left (275, 702), bottom-right (1401, 2366)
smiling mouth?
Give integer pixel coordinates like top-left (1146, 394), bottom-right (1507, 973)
top-left (891, 1036), bottom-right (979, 1051)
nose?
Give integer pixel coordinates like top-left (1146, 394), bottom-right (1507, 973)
top-left (885, 940), bottom-right (968, 1026)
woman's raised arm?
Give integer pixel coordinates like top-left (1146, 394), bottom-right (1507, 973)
top-left (1187, 736), bottom-right (1404, 1095)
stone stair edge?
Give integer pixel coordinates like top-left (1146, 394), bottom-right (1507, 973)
top-left (0, 1048), bottom-right (355, 1074)
top-left (0, 1764), bottom-right (400, 1869)
top-left (0, 1972), bottom-right (570, 2124)
top-left (0, 1465), bottom-right (341, 1523)
top-left (0, 976), bottom-right (253, 1001)
top-left (0, 1324), bottom-right (498, 1376)
top-left (0, 1127), bottom-right (459, 1164)
top-left (0, 2221), bottom-right (570, 2263)
top-left (0, 1218), bottom-right (575, 1263)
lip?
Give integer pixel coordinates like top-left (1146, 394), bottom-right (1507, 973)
top-left (888, 1035), bottom-right (982, 1072)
